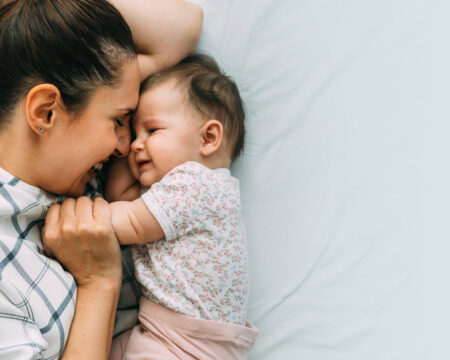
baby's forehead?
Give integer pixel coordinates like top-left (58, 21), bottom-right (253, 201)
top-left (132, 87), bottom-right (202, 127)
top-left (139, 79), bottom-right (187, 108)
top-left (140, 80), bottom-right (201, 110)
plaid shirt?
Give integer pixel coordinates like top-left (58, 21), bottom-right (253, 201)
top-left (0, 167), bottom-right (140, 359)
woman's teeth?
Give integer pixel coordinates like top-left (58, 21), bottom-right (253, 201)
top-left (92, 162), bottom-right (103, 171)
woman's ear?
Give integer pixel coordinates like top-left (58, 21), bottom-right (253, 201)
top-left (200, 120), bottom-right (224, 156)
top-left (26, 84), bottom-right (62, 135)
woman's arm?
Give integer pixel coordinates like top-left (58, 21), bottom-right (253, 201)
top-left (109, 0), bottom-right (203, 80)
top-left (43, 197), bottom-right (122, 360)
top-left (63, 283), bottom-right (119, 359)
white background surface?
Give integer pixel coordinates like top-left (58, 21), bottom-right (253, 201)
top-left (192, 0), bottom-right (450, 358)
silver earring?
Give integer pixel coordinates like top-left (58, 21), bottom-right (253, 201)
top-left (38, 126), bottom-right (45, 132)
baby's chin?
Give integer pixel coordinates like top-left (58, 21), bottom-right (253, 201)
top-left (139, 173), bottom-right (162, 188)
top-left (140, 181), bottom-right (155, 188)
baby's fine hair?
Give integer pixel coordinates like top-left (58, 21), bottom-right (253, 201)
top-left (140, 54), bottom-right (245, 161)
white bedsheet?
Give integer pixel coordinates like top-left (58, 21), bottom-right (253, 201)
top-left (191, 0), bottom-right (450, 358)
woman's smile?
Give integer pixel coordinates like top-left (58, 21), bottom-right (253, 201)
top-left (87, 168), bottom-right (97, 181)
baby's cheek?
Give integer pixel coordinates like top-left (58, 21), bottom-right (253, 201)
top-left (128, 156), bottom-right (140, 180)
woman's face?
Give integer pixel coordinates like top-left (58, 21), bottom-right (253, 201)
top-left (38, 59), bottom-right (140, 196)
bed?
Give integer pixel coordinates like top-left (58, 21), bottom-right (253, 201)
top-left (190, 0), bottom-right (450, 358)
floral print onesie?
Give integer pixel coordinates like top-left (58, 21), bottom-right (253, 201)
top-left (134, 161), bottom-right (249, 325)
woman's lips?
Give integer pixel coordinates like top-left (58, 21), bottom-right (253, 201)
top-left (86, 162), bottom-right (103, 181)
top-left (87, 168), bottom-right (96, 181)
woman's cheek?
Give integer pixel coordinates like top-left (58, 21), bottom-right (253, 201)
top-left (116, 129), bottom-right (132, 157)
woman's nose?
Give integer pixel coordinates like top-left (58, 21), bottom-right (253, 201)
top-left (114, 125), bottom-right (131, 158)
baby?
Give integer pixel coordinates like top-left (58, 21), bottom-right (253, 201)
top-left (107, 55), bottom-right (258, 359)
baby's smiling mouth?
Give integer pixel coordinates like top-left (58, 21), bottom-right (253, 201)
top-left (138, 160), bottom-right (151, 169)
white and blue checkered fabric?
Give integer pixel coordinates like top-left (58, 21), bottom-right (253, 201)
top-left (0, 167), bottom-right (141, 359)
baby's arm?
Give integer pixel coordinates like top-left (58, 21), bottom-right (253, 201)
top-left (105, 158), bottom-right (140, 202)
top-left (110, 199), bottom-right (165, 245)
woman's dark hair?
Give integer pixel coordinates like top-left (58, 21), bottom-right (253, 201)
top-left (0, 0), bottom-right (136, 127)
top-left (140, 54), bottom-right (246, 161)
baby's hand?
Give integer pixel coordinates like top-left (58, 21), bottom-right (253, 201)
top-left (105, 157), bottom-right (139, 202)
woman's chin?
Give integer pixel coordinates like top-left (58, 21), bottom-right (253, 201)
top-left (62, 185), bottom-right (85, 198)
top-left (64, 172), bottom-right (95, 197)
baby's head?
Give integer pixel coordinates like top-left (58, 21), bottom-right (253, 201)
top-left (129, 54), bottom-right (245, 186)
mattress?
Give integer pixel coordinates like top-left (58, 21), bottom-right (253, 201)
top-left (191, 0), bottom-right (450, 358)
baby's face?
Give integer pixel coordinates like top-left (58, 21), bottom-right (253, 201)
top-left (128, 80), bottom-right (203, 186)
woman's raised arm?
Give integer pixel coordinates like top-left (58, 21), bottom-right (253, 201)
top-left (110, 0), bottom-right (203, 80)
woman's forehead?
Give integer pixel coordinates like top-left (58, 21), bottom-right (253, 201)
top-left (91, 59), bottom-right (141, 112)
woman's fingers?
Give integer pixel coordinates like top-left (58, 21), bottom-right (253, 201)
top-left (93, 198), bottom-right (115, 240)
top-left (91, 198), bottom-right (122, 281)
top-left (60, 197), bottom-right (76, 217)
top-left (42, 197), bottom-right (122, 287)
top-left (75, 197), bottom-right (95, 238)
top-left (42, 203), bottom-right (61, 258)
top-left (92, 197), bottom-right (112, 224)
top-left (76, 196), bottom-right (93, 219)
top-left (45, 203), bottom-right (61, 226)
top-left (59, 198), bottom-right (77, 240)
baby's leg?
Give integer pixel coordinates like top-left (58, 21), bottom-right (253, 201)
top-left (120, 298), bottom-right (258, 360)
top-left (109, 329), bottom-right (132, 360)
top-left (120, 318), bottom-right (180, 360)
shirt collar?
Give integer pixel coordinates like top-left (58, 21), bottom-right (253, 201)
top-left (0, 167), bottom-right (63, 207)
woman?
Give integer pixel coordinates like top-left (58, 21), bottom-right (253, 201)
top-left (0, 0), bottom-right (202, 359)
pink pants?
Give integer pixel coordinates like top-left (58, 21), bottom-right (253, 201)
top-left (109, 298), bottom-right (258, 360)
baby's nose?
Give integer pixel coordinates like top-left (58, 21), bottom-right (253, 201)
top-left (131, 138), bottom-right (144, 152)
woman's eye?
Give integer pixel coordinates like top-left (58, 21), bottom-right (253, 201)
top-left (114, 118), bottom-right (124, 127)
top-left (148, 128), bottom-right (158, 134)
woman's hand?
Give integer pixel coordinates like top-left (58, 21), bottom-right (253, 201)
top-left (42, 196), bottom-right (122, 289)
top-left (43, 197), bottom-right (122, 359)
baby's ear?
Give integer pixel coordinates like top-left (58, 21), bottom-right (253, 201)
top-left (200, 120), bottom-right (223, 156)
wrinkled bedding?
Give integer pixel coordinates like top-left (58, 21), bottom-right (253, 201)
top-left (192, 0), bottom-right (450, 358)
